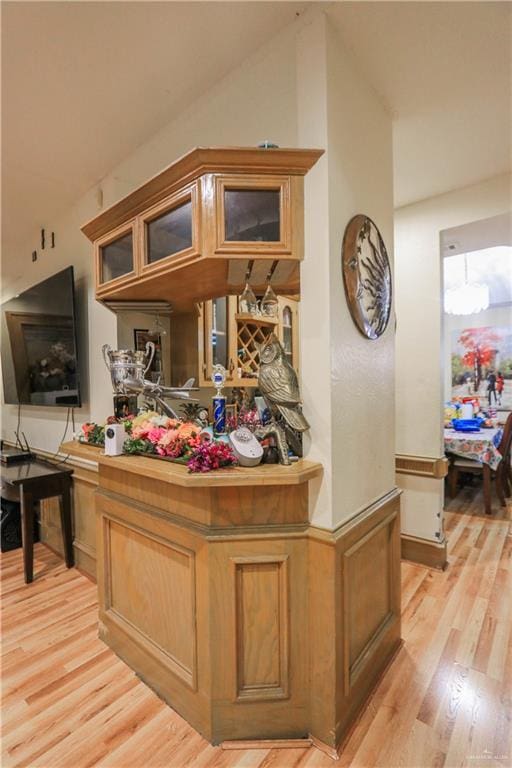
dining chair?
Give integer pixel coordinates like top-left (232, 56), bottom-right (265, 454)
top-left (447, 411), bottom-right (512, 514)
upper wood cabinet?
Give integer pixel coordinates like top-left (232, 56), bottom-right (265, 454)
top-left (82, 147), bottom-right (323, 313)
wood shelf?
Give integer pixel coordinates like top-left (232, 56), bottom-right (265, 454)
top-left (234, 313), bottom-right (278, 325)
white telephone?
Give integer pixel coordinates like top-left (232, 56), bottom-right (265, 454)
top-left (229, 427), bottom-right (263, 467)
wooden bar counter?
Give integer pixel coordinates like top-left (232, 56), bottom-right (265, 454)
top-left (65, 442), bottom-right (322, 743)
top-left (60, 441), bottom-right (401, 753)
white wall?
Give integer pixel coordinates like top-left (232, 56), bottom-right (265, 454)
top-left (1, 21), bottom-right (299, 452)
top-left (326, 21), bottom-right (395, 524)
top-left (2, 10), bottom-right (396, 532)
top-left (395, 173), bottom-right (512, 542)
top-left (297, 12), bottom-right (394, 528)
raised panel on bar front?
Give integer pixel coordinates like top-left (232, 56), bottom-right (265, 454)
top-left (105, 518), bottom-right (197, 688)
top-left (232, 555), bottom-right (289, 701)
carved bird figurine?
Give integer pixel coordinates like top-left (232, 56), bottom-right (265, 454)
top-left (257, 333), bottom-right (309, 432)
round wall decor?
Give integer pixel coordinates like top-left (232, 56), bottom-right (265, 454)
top-left (341, 214), bottom-right (392, 340)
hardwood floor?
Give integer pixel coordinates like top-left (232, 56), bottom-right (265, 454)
top-left (1, 488), bottom-right (510, 768)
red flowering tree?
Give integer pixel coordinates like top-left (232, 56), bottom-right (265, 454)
top-left (457, 327), bottom-right (501, 391)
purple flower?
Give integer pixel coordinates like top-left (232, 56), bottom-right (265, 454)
top-left (187, 440), bottom-right (237, 473)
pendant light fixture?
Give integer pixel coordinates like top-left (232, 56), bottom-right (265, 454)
top-left (444, 254), bottom-right (489, 315)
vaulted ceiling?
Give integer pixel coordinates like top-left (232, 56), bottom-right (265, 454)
top-left (327, 1), bottom-right (511, 207)
top-left (2, 1), bottom-right (511, 259)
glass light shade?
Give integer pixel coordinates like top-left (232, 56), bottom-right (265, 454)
top-left (444, 282), bottom-right (490, 315)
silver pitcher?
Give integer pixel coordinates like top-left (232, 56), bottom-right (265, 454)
top-left (102, 342), bottom-right (155, 394)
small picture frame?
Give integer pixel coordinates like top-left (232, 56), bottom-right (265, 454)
top-left (133, 329), bottom-right (162, 381)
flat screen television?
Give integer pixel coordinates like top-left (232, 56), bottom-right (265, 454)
top-left (1, 266), bottom-right (81, 407)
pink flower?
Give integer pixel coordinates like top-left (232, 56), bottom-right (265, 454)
top-left (147, 427), bottom-right (167, 444)
top-left (131, 424), bottom-right (151, 439)
top-left (157, 429), bottom-right (179, 447)
top-left (187, 440), bottom-right (237, 473)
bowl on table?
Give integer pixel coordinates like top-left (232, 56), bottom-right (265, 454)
top-left (451, 418), bottom-right (484, 432)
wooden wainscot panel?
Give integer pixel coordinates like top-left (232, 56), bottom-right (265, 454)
top-left (308, 488), bottom-right (402, 752)
top-left (233, 555), bottom-right (289, 701)
top-left (342, 510), bottom-right (398, 694)
top-left (71, 467), bottom-right (98, 580)
top-left (98, 458), bottom-right (314, 530)
top-left (336, 491), bottom-right (401, 747)
top-left (209, 537), bottom-right (308, 743)
top-left (307, 536), bottom-right (338, 749)
top-left (210, 484), bottom-right (308, 529)
top-left (96, 491), bottom-right (212, 740)
top-left (104, 517), bottom-right (197, 689)
top-left (37, 443), bottom-right (100, 580)
top-left (99, 464), bottom-right (213, 527)
top-left (39, 497), bottom-right (65, 558)
top-left (38, 464), bottom-right (98, 580)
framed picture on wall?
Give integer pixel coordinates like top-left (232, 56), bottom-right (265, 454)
top-left (133, 328), bottom-right (162, 382)
top-left (451, 325), bottom-right (512, 409)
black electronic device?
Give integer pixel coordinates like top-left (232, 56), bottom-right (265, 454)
top-left (1, 447), bottom-right (36, 465)
top-left (1, 266), bottom-right (81, 407)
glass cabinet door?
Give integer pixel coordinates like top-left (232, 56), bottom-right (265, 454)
top-left (210, 297), bottom-right (230, 371)
top-left (146, 199), bottom-right (193, 265)
top-left (282, 305), bottom-right (294, 365)
top-left (99, 231), bottom-right (134, 284)
top-left (224, 189), bottom-right (280, 242)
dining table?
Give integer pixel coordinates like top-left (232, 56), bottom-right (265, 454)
top-left (444, 425), bottom-right (504, 514)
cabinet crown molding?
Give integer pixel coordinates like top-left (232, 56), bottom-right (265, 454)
top-left (81, 146), bottom-right (324, 242)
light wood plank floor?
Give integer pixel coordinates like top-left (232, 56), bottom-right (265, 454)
top-left (1, 487), bottom-right (510, 768)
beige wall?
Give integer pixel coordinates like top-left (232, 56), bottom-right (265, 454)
top-left (326, 21), bottom-right (395, 524)
top-left (297, 12), bottom-right (395, 528)
top-left (395, 172), bottom-right (512, 542)
top-left (2, 10), bottom-right (396, 532)
top-left (1, 20), bottom-right (299, 451)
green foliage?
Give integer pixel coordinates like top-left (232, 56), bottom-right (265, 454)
top-left (123, 437), bottom-right (156, 455)
top-left (180, 402), bottom-right (202, 421)
top-left (451, 354), bottom-right (468, 384)
top-left (499, 358), bottom-right (512, 378)
top-left (87, 424), bottom-right (105, 446)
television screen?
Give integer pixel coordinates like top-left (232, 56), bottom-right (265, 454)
top-left (1, 266), bottom-right (81, 407)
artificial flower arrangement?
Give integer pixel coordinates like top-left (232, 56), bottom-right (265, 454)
top-left (226, 405), bottom-right (262, 432)
top-left (81, 414), bottom-right (134, 446)
top-left (80, 411), bottom-right (237, 473)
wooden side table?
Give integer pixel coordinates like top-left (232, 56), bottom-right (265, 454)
top-left (1, 460), bottom-right (74, 583)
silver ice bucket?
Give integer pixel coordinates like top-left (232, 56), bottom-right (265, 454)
top-left (102, 342), bottom-right (155, 394)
